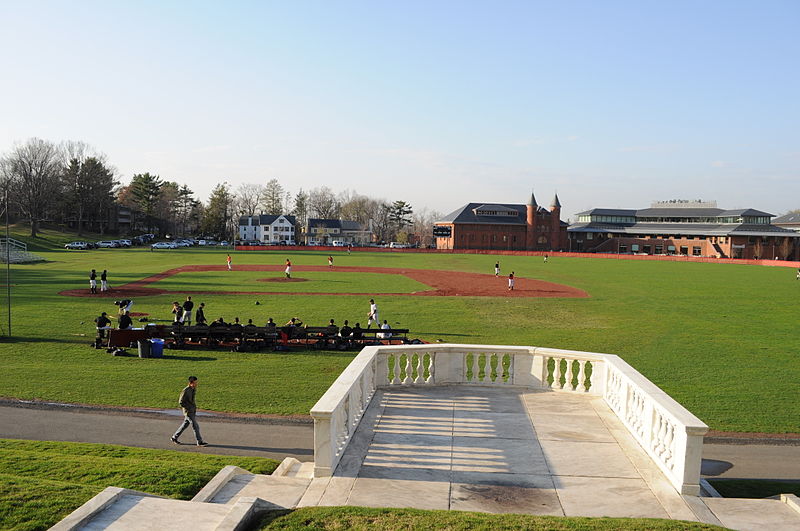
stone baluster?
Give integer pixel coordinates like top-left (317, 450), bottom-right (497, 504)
top-left (489, 353), bottom-right (498, 383)
top-left (551, 357), bottom-right (563, 389)
top-left (427, 352), bottom-right (435, 384)
top-left (663, 422), bottom-right (675, 468)
top-left (577, 360), bottom-right (587, 392)
top-left (564, 359), bottom-right (575, 390)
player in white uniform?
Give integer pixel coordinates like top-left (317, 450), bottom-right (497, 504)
top-left (367, 298), bottom-right (379, 328)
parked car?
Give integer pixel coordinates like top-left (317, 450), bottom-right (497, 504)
top-left (219, 241), bottom-right (229, 246)
top-left (64, 241), bottom-right (89, 250)
top-left (331, 241), bottom-right (346, 247)
top-left (118, 239), bottom-right (132, 247)
top-left (389, 242), bottom-right (409, 249)
top-left (151, 242), bottom-right (176, 249)
top-left (96, 241), bottom-right (118, 248)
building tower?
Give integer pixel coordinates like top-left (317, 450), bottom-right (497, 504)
top-left (550, 193), bottom-right (562, 249)
top-left (526, 190), bottom-right (537, 251)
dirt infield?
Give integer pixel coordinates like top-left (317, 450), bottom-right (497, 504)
top-left (59, 265), bottom-right (588, 299)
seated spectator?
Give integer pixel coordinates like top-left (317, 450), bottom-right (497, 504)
top-left (118, 311), bottom-right (133, 330)
top-left (210, 317), bottom-right (227, 328)
top-left (95, 312), bottom-right (112, 338)
top-left (244, 319), bottom-right (257, 331)
top-left (285, 317), bottom-right (303, 327)
top-left (171, 301), bottom-right (184, 323)
top-left (265, 317), bottom-right (276, 329)
top-left (327, 318), bottom-right (338, 333)
top-left (352, 322), bottom-right (363, 340)
top-left (230, 317), bottom-right (243, 330)
top-left (378, 319), bottom-right (392, 339)
top-left (339, 320), bottom-right (352, 338)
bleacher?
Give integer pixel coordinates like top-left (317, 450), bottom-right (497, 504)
top-left (0, 237), bottom-right (44, 264)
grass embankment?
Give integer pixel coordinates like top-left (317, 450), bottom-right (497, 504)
top-left (0, 438), bottom-right (278, 531)
top-left (256, 506), bottom-right (727, 530)
top-left (1, 236), bottom-right (799, 432)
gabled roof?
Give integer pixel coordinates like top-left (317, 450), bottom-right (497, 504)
top-left (307, 218), bottom-right (342, 229)
top-left (436, 203), bottom-right (527, 225)
top-left (575, 208), bottom-right (637, 217)
top-left (341, 220), bottom-right (366, 231)
top-left (239, 214), bottom-right (296, 226)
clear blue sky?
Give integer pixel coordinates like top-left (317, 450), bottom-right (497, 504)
top-left (1, 0), bottom-right (797, 221)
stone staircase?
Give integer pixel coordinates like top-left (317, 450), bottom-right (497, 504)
top-left (51, 458), bottom-right (316, 531)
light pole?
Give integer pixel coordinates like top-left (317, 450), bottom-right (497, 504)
top-left (4, 186), bottom-right (10, 337)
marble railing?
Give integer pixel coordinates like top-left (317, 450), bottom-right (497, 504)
top-left (310, 344), bottom-right (707, 495)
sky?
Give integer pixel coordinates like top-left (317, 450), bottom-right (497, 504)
top-left (1, 0), bottom-right (798, 221)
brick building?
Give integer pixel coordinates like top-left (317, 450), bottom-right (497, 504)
top-left (568, 200), bottom-right (800, 260)
top-left (434, 192), bottom-right (568, 251)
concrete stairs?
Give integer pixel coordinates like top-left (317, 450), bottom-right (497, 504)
top-left (693, 493), bottom-right (800, 531)
top-left (51, 458), bottom-right (314, 531)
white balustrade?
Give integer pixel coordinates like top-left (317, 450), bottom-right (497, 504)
top-left (310, 343), bottom-right (707, 495)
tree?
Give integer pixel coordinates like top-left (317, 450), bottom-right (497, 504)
top-left (308, 186), bottom-right (339, 219)
top-left (389, 200), bottom-right (413, 232)
top-left (200, 183), bottom-right (233, 239)
top-left (292, 189), bottom-right (309, 239)
top-left (60, 155), bottom-right (117, 235)
top-left (1, 138), bottom-right (63, 237)
top-left (411, 207), bottom-right (442, 248)
top-left (339, 193), bottom-right (374, 225)
top-left (235, 183), bottom-right (264, 217)
top-left (175, 185), bottom-right (200, 236)
top-left (129, 173), bottom-right (163, 232)
top-left (260, 178), bottom-right (284, 215)
top-left (370, 201), bottom-right (394, 243)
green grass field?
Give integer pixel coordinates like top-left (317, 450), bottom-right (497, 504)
top-left (1, 225), bottom-right (799, 432)
top-left (256, 506), bottom-right (726, 530)
top-left (0, 438), bottom-right (278, 531)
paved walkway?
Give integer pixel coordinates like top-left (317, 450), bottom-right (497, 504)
top-left (308, 386), bottom-right (698, 519)
top-left (0, 403), bottom-right (312, 461)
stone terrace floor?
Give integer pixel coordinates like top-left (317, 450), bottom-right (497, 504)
top-left (309, 386), bottom-right (701, 520)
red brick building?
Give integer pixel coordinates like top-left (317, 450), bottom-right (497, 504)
top-left (434, 192), bottom-right (568, 251)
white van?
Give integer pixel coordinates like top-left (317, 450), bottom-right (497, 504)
top-left (389, 242), bottom-right (409, 249)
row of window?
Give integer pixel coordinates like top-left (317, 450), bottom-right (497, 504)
top-left (580, 215), bottom-right (771, 225)
top-left (619, 244), bottom-right (702, 256)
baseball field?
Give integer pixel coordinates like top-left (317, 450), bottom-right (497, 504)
top-left (1, 230), bottom-right (798, 433)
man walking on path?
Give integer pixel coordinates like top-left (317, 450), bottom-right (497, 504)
top-left (89, 269), bottom-right (97, 294)
top-left (226, 254), bottom-right (232, 271)
top-left (182, 296), bottom-right (194, 326)
top-left (494, 262), bottom-right (500, 277)
top-left (367, 298), bottom-right (379, 328)
top-left (171, 376), bottom-right (208, 446)
top-left (508, 271), bottom-right (515, 291)
top-left (100, 270), bottom-right (108, 292)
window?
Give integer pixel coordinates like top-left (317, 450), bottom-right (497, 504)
top-left (631, 244), bottom-right (639, 252)
top-left (587, 233), bottom-right (593, 240)
top-left (643, 245), bottom-right (651, 254)
top-left (619, 244), bottom-right (628, 253)
top-left (680, 246), bottom-right (688, 255)
top-left (693, 246), bottom-right (701, 256)
top-left (655, 245), bottom-right (663, 254)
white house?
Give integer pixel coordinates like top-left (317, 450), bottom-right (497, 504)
top-left (239, 214), bottom-right (296, 244)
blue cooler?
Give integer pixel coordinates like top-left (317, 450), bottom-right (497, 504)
top-left (150, 338), bottom-right (165, 357)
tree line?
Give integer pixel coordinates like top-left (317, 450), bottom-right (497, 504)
top-left (1, 138), bottom-right (440, 244)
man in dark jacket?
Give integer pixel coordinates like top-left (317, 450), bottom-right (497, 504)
top-left (182, 296), bottom-right (194, 325)
top-left (171, 376), bottom-right (208, 446)
top-left (195, 302), bottom-right (207, 325)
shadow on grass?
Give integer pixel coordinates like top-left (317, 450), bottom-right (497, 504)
top-left (158, 354), bottom-right (218, 362)
top-left (0, 336), bottom-right (85, 345)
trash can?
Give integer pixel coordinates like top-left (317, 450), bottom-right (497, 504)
top-left (137, 340), bottom-right (151, 358)
top-left (150, 338), bottom-right (165, 358)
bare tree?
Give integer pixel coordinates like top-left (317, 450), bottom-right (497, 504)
top-left (235, 183), bottom-right (264, 217)
top-left (412, 207), bottom-right (442, 247)
top-left (260, 178), bottom-right (284, 215)
top-left (308, 186), bottom-right (340, 219)
top-left (1, 138), bottom-right (63, 237)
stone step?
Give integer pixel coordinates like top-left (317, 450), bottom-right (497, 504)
top-left (192, 464), bottom-right (313, 509)
top-left (701, 495), bottom-right (800, 531)
top-left (51, 487), bottom-right (263, 531)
